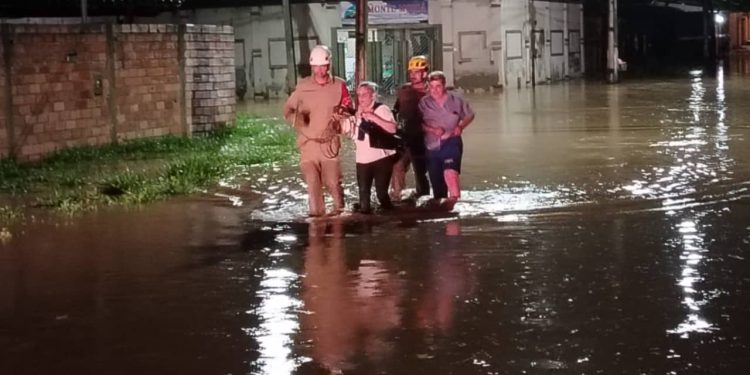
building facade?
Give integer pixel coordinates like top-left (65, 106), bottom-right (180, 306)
top-left (141, 0), bottom-right (584, 97)
top-left (729, 12), bottom-right (750, 51)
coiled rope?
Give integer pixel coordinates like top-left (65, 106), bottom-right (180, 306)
top-left (293, 103), bottom-right (352, 159)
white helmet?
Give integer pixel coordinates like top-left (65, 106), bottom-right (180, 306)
top-left (309, 45), bottom-right (332, 66)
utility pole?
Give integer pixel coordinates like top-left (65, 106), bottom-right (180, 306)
top-left (703, 0), bottom-right (710, 59)
top-left (606, 0), bottom-right (619, 83)
top-left (355, 0), bottom-right (368, 87)
top-left (282, 0), bottom-right (297, 93)
top-left (81, 0), bottom-right (88, 24)
top-left (529, 0), bottom-right (536, 87)
top-left (708, 0), bottom-right (716, 60)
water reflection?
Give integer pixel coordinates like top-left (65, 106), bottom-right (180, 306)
top-left (667, 219), bottom-right (713, 336)
top-left (6, 65), bottom-right (750, 374)
top-left (250, 228), bottom-right (303, 375)
top-left (455, 186), bottom-right (582, 219)
top-left (729, 54), bottom-right (750, 76)
top-left (253, 268), bottom-right (302, 374)
top-left (415, 221), bottom-right (475, 334)
top-left (299, 221), bottom-right (403, 373)
top-left (247, 169), bottom-right (585, 223)
top-left (662, 65), bottom-right (732, 337)
top-left (291, 219), bottom-right (478, 373)
top-left (230, 68), bottom-right (747, 373)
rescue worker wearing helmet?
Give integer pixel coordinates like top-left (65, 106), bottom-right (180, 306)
top-left (283, 45), bottom-right (354, 217)
top-left (390, 55), bottom-right (443, 201)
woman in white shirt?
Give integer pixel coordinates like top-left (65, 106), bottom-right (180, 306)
top-left (343, 82), bottom-right (399, 214)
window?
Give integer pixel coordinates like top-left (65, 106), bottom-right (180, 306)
top-left (458, 31), bottom-right (487, 63)
top-left (551, 30), bottom-right (564, 56)
top-left (569, 30), bottom-right (581, 53)
top-left (505, 30), bottom-right (523, 60)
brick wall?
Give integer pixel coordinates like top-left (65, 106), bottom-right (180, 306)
top-left (185, 25), bottom-right (235, 133)
top-left (0, 23), bottom-right (235, 161)
top-left (116, 24), bottom-right (182, 140)
top-left (7, 25), bottom-right (110, 159)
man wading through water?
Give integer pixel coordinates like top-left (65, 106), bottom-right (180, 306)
top-left (283, 45), bottom-right (353, 217)
top-left (420, 71), bottom-right (474, 208)
top-left (390, 55), bottom-right (439, 202)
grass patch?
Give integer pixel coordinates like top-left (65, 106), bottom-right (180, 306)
top-left (0, 205), bottom-right (23, 223)
top-left (0, 227), bottom-right (11, 242)
top-left (0, 206), bottom-right (22, 240)
top-left (0, 114), bottom-right (297, 215)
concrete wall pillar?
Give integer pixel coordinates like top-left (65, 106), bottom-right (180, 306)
top-left (1, 24), bottom-right (15, 159)
top-left (105, 23), bottom-right (119, 142)
top-left (544, 1), bottom-right (552, 82)
top-left (489, 0), bottom-right (503, 88)
top-left (440, 0), bottom-right (455, 87)
top-left (607, 0), bottom-right (618, 83)
top-left (580, 4), bottom-right (585, 75)
top-left (563, 3), bottom-right (569, 78)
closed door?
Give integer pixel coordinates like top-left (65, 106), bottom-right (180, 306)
top-left (532, 29), bottom-right (546, 84)
top-left (332, 25), bottom-right (441, 95)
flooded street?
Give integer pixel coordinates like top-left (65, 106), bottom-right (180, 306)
top-left (3, 60), bottom-right (750, 374)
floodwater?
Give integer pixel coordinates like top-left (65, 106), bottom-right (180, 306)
top-left (3, 58), bottom-right (750, 374)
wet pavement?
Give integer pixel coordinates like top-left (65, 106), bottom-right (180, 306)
top-left (3, 59), bottom-right (750, 374)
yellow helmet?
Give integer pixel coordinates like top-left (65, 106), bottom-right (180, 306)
top-left (408, 55), bottom-right (429, 71)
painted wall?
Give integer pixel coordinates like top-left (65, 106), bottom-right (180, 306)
top-left (567, 3), bottom-right (583, 76)
top-left (433, 0), bottom-right (584, 91)
top-left (140, 4), bottom-right (342, 98)
top-left (547, 2), bottom-right (565, 81)
top-left (429, 0), bottom-right (494, 88)
top-left (499, 0), bottom-right (529, 89)
top-left (138, 0), bottom-right (586, 95)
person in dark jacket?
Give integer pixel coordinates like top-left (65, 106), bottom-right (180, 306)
top-left (389, 55), bottom-right (439, 201)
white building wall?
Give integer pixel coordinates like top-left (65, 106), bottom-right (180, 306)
top-left (499, 0), bottom-right (529, 89)
top-left (429, 0), bottom-right (455, 86)
top-left (433, 0), bottom-right (584, 91)
top-left (451, 0), bottom-right (498, 89)
top-left (533, 1), bottom-right (549, 84)
top-left (138, 0), bottom-right (585, 94)
top-left (567, 3), bottom-right (584, 77)
top-left (141, 4), bottom-right (342, 98)
top-left (143, 1), bottom-right (519, 96)
top-left (548, 2), bottom-right (566, 81)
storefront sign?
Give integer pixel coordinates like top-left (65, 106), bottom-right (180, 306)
top-left (340, 0), bottom-right (429, 25)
